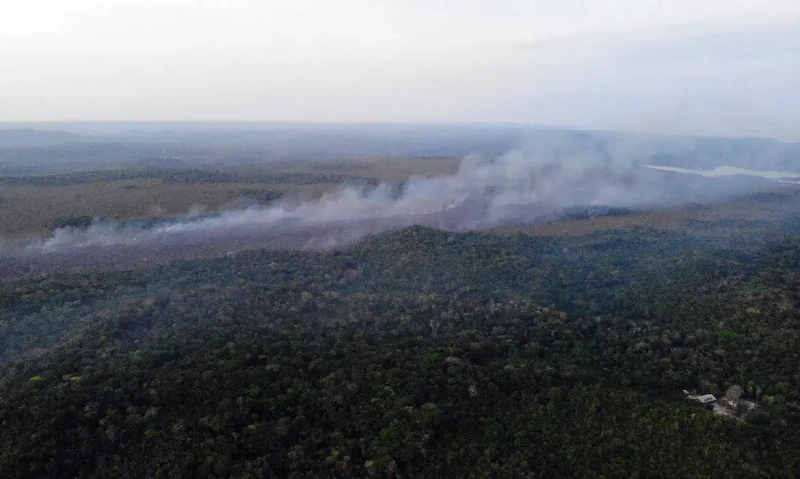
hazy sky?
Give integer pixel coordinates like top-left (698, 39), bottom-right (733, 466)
top-left (2, 0), bottom-right (799, 140)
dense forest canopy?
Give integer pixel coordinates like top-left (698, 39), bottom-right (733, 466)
top-left (2, 216), bottom-right (800, 477)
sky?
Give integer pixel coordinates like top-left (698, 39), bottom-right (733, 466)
top-left (1, 0), bottom-right (799, 140)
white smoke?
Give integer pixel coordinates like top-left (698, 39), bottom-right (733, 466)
top-left (12, 141), bottom-right (792, 257)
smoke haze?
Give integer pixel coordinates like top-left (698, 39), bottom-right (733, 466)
top-left (10, 135), bottom-right (797, 260)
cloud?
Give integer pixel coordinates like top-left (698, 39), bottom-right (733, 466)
top-left (0, 1), bottom-right (798, 139)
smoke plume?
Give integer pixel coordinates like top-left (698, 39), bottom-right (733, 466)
top-left (6, 135), bottom-right (798, 267)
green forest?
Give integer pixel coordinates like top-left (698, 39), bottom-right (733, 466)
top-left (2, 221), bottom-right (800, 477)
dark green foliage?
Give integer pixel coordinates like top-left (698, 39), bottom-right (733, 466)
top-left (1, 224), bottom-right (800, 477)
top-left (562, 205), bottom-right (633, 220)
top-left (52, 214), bottom-right (94, 230)
top-left (236, 188), bottom-right (284, 204)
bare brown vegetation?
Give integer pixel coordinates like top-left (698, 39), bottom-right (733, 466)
top-left (0, 157), bottom-right (459, 237)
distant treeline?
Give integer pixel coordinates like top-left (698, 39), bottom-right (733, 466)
top-left (0, 168), bottom-right (381, 187)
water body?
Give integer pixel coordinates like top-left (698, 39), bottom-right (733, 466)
top-left (644, 165), bottom-right (800, 181)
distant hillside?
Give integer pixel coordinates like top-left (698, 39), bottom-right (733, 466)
top-left (0, 124), bottom-right (797, 175)
top-left (0, 129), bottom-right (93, 148)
